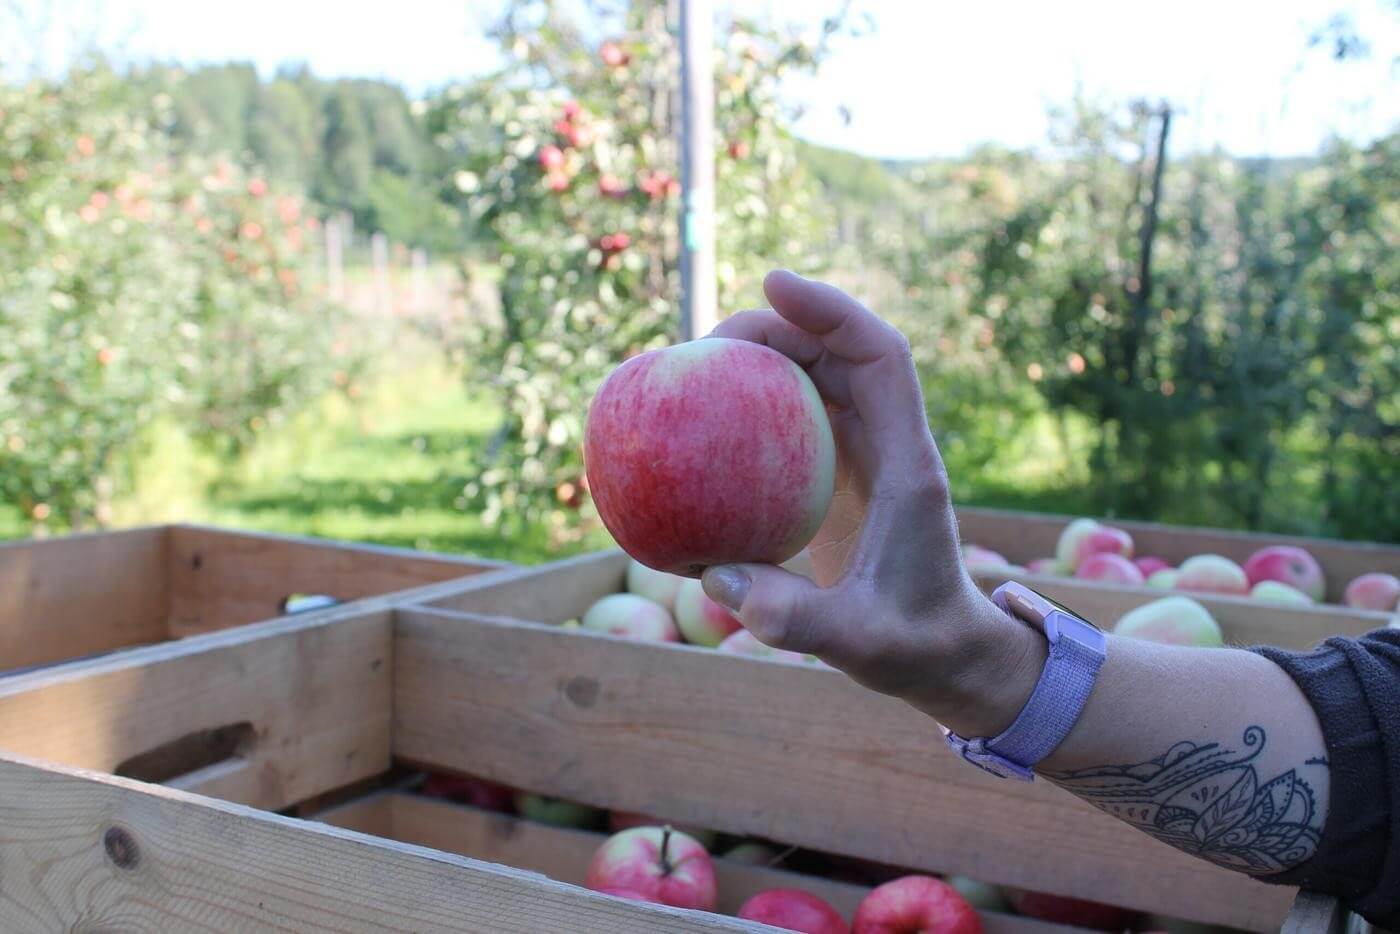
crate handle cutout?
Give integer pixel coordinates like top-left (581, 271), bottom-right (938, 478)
top-left (114, 721), bottom-right (256, 785)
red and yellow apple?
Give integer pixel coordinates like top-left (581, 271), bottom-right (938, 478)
top-left (1055, 518), bottom-right (1134, 572)
top-left (607, 810), bottom-right (717, 849)
top-left (717, 628), bottom-right (816, 665)
top-left (581, 594), bottom-right (678, 642)
top-left (585, 826), bottom-right (717, 911)
top-left (1174, 554), bottom-right (1249, 595)
top-left (1243, 546), bottom-right (1326, 602)
top-left (1249, 580), bottom-right (1313, 606)
top-left (1075, 553), bottom-right (1145, 586)
top-left (962, 544), bottom-right (1010, 570)
top-left (626, 558), bottom-right (685, 608)
top-left (584, 338), bottom-right (836, 576)
top-left (1344, 572), bottom-right (1400, 611)
top-left (739, 889), bottom-right (849, 934)
top-left (853, 875), bottom-right (981, 934)
top-left (1112, 596), bottom-right (1224, 647)
top-left (1134, 556), bottom-right (1171, 578)
top-left (1025, 557), bottom-right (1065, 576)
top-left (674, 578), bottom-right (743, 646)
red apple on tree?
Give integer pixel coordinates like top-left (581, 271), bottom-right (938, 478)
top-left (853, 875), bottom-right (981, 934)
top-left (600, 40), bottom-right (630, 67)
top-left (585, 338), bottom-right (836, 576)
top-left (728, 139), bottom-right (751, 159)
top-left (538, 145), bottom-right (565, 170)
top-left (739, 889), bottom-right (849, 934)
top-left (585, 826), bottom-right (716, 910)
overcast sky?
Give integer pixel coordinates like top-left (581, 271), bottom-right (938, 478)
top-left (6, 0), bottom-right (1397, 159)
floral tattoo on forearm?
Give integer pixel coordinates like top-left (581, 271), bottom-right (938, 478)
top-left (1043, 726), bottom-right (1322, 873)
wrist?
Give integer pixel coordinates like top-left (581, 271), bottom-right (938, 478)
top-left (906, 593), bottom-right (1047, 739)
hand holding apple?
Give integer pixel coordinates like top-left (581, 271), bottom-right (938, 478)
top-left (693, 272), bottom-right (1044, 741)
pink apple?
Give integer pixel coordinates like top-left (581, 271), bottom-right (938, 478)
top-left (1054, 518), bottom-right (1100, 570)
top-left (1174, 554), bottom-right (1249, 595)
top-left (1147, 568), bottom-right (1179, 589)
top-left (717, 628), bottom-right (813, 665)
top-left (626, 558), bottom-right (684, 607)
top-left (853, 875), bottom-right (981, 934)
top-left (1243, 546), bottom-right (1326, 601)
top-left (585, 338), bottom-right (836, 576)
top-left (585, 826), bottom-right (716, 910)
top-left (1134, 556), bottom-right (1171, 578)
top-left (674, 578), bottom-right (743, 646)
top-left (740, 889), bottom-right (849, 934)
top-left (1075, 553), bottom-right (1145, 586)
top-left (581, 594), bottom-right (678, 641)
top-left (419, 772), bottom-right (515, 812)
top-left (962, 544), bottom-right (1010, 570)
top-left (1025, 557), bottom-right (1065, 576)
top-left (607, 810), bottom-right (716, 849)
top-left (1003, 889), bottom-right (1137, 931)
top-left (1250, 580), bottom-right (1314, 606)
top-left (1344, 572), bottom-right (1400, 612)
top-left (1112, 596), bottom-right (1223, 647)
top-left (1074, 526), bottom-right (1134, 568)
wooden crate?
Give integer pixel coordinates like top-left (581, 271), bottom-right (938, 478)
top-left (0, 524), bottom-right (508, 675)
top-left (0, 552), bottom-right (1366, 932)
top-left (955, 507), bottom-right (1398, 649)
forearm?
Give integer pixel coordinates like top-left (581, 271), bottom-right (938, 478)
top-left (933, 616), bottom-right (1330, 875)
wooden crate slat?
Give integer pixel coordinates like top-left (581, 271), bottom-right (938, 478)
top-left (0, 526), bottom-right (169, 670)
top-left (392, 606), bottom-right (1295, 931)
top-left (955, 506), bottom-right (1400, 603)
top-left (316, 790), bottom-right (1086, 934)
top-left (167, 524), bottom-right (508, 638)
top-left (424, 548), bottom-right (627, 621)
top-left (0, 753), bottom-right (761, 933)
top-left (969, 569), bottom-right (1393, 649)
top-left (0, 608), bottom-right (393, 812)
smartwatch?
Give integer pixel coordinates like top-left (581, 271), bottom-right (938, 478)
top-left (943, 581), bottom-right (1106, 781)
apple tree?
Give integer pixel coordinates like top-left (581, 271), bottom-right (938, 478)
top-left (426, 1), bottom-right (840, 539)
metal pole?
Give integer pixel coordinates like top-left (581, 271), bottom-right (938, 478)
top-left (678, 0), bottom-right (716, 341)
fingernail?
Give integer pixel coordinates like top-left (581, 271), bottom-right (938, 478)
top-left (703, 566), bottom-right (750, 613)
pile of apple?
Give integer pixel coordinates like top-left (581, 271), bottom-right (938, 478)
top-left (964, 517), bottom-right (1400, 614)
top-left (569, 557), bottom-right (823, 664)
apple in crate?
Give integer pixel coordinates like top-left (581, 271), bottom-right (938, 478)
top-left (584, 338), bottom-right (836, 576)
top-left (608, 810), bottom-right (717, 849)
top-left (944, 876), bottom-right (1008, 913)
top-left (1250, 580), bottom-right (1313, 606)
top-left (1344, 572), bottom-right (1400, 611)
top-left (722, 839), bottom-right (785, 865)
top-left (1146, 568), bottom-right (1179, 589)
top-left (1003, 889), bottom-right (1137, 931)
top-left (674, 578), bottom-right (743, 646)
top-left (512, 792), bottom-right (604, 829)
top-left (962, 544), bottom-right (1009, 570)
top-left (1243, 545), bottom-right (1326, 601)
top-left (1134, 556), bottom-right (1171, 578)
top-left (853, 875), bottom-right (981, 934)
top-left (717, 629), bottom-right (814, 665)
top-left (585, 826), bottom-right (717, 911)
top-left (1075, 553), bottom-right (1145, 586)
top-left (626, 558), bottom-right (684, 607)
top-left (1174, 554), bottom-right (1249, 595)
top-left (740, 889), bottom-right (849, 934)
top-left (419, 772), bottom-right (515, 813)
top-left (581, 594), bottom-right (678, 642)
top-left (1025, 557), bottom-right (1064, 576)
top-left (1055, 518), bottom-right (1133, 572)
top-left (1112, 596), bottom-right (1224, 647)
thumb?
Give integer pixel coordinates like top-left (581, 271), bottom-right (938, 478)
top-left (702, 563), bottom-right (828, 655)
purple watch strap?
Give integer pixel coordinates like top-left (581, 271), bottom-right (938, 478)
top-left (983, 626), bottom-right (1103, 769)
top-left (944, 582), bottom-right (1106, 780)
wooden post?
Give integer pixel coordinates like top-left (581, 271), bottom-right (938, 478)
top-left (678, 0), bottom-right (717, 341)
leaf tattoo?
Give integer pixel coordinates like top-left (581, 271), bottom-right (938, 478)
top-left (1043, 726), bottom-right (1322, 873)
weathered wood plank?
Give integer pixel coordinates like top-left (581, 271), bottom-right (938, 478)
top-left (0, 608), bottom-right (393, 811)
top-left (424, 548), bottom-right (627, 621)
top-left (317, 791), bottom-right (1086, 934)
top-left (969, 568), bottom-right (1393, 649)
top-left (0, 753), bottom-right (760, 933)
top-left (392, 607), bottom-right (1295, 930)
top-left (956, 506), bottom-right (1400, 604)
top-left (0, 525), bottom-right (169, 671)
top-left (167, 524), bottom-right (508, 638)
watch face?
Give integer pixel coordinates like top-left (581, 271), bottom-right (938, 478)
top-left (1021, 586), bottom-right (1104, 632)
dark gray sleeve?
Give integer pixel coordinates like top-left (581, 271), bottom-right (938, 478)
top-left (1251, 627), bottom-right (1400, 928)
